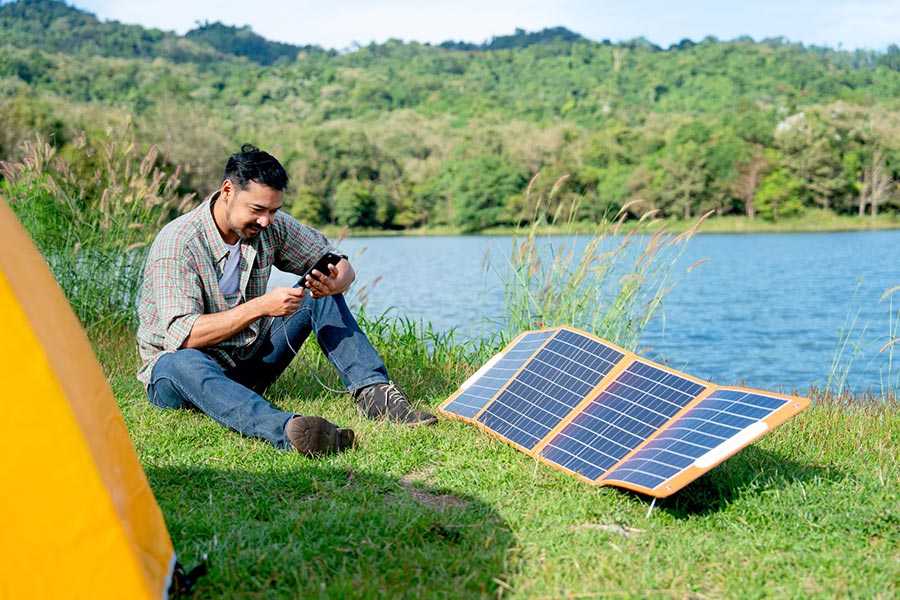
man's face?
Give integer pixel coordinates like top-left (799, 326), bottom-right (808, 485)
top-left (221, 180), bottom-right (284, 242)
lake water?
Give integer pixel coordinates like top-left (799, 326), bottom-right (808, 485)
top-left (273, 231), bottom-right (900, 394)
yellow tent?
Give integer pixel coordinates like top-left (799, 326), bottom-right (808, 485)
top-left (0, 198), bottom-right (175, 599)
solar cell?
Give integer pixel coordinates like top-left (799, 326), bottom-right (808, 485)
top-left (440, 329), bottom-right (554, 420)
top-left (438, 326), bottom-right (809, 498)
top-left (600, 389), bottom-right (794, 495)
top-left (539, 360), bottom-right (707, 481)
top-left (476, 330), bottom-right (623, 451)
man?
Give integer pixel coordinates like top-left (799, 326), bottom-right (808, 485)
top-left (137, 144), bottom-right (436, 457)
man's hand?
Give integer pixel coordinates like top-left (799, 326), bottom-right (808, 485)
top-left (259, 286), bottom-right (306, 316)
top-left (303, 258), bottom-right (355, 299)
top-left (182, 286), bottom-right (306, 349)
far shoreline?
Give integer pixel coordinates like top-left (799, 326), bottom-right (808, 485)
top-left (320, 210), bottom-right (900, 239)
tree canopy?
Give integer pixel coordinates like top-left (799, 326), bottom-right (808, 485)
top-left (2, 0), bottom-right (899, 231)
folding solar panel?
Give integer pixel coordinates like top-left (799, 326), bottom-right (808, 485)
top-left (439, 326), bottom-right (809, 498)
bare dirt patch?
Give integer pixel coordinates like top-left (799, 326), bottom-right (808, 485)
top-left (398, 468), bottom-right (469, 510)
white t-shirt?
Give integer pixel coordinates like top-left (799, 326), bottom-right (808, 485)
top-left (219, 240), bottom-right (242, 296)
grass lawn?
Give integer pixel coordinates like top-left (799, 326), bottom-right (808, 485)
top-left (100, 329), bottom-right (899, 599)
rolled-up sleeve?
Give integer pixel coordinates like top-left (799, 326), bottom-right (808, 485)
top-left (152, 255), bottom-right (204, 351)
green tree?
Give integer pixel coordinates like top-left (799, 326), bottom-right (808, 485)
top-left (4, 0), bottom-right (900, 230)
top-left (441, 155), bottom-right (530, 232)
top-left (288, 186), bottom-right (327, 225)
top-left (657, 140), bottom-right (708, 219)
top-left (755, 165), bottom-right (804, 221)
top-left (333, 180), bottom-right (377, 228)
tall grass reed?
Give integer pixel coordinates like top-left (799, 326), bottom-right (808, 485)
top-left (826, 280), bottom-right (900, 396)
top-left (0, 132), bottom-right (193, 333)
top-left (486, 174), bottom-right (709, 352)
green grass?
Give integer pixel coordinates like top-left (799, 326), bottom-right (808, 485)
top-left (319, 209), bottom-right (900, 239)
top-left (655, 209), bottom-right (900, 235)
top-left (99, 322), bottom-right (900, 600)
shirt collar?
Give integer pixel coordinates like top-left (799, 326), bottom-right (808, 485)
top-left (202, 191), bottom-right (232, 264)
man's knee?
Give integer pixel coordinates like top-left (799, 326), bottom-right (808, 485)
top-left (147, 349), bottom-right (219, 410)
top-left (155, 348), bottom-right (217, 378)
top-left (147, 378), bottom-right (188, 410)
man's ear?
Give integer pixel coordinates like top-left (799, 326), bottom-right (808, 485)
top-left (220, 179), bottom-right (234, 203)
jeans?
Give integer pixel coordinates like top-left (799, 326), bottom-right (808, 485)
top-left (147, 292), bottom-right (389, 450)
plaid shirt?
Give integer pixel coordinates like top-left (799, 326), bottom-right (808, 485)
top-left (136, 192), bottom-right (338, 386)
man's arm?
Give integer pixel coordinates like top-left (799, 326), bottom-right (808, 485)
top-left (182, 286), bottom-right (307, 349)
top-left (182, 258), bottom-right (353, 349)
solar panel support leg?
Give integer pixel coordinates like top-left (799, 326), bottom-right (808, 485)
top-left (646, 497), bottom-right (657, 519)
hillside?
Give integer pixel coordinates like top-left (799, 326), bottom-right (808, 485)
top-left (1, 0), bottom-right (899, 231)
top-left (0, 0), bottom-right (229, 63)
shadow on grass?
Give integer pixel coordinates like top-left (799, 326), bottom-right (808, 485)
top-left (647, 445), bottom-right (843, 518)
top-left (146, 463), bottom-right (514, 599)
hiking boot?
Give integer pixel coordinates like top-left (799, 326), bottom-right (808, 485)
top-left (286, 415), bottom-right (355, 457)
top-left (354, 381), bottom-right (438, 426)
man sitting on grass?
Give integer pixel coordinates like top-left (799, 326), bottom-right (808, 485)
top-left (136, 144), bottom-right (436, 457)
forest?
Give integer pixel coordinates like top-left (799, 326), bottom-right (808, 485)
top-left (2, 0), bottom-right (900, 232)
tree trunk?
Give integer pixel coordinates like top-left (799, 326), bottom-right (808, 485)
top-left (733, 154), bottom-right (764, 219)
top-left (870, 149), bottom-right (889, 218)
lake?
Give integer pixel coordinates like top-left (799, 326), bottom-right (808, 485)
top-left (273, 231), bottom-right (899, 395)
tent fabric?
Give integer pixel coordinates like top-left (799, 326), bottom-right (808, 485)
top-left (0, 198), bottom-right (175, 599)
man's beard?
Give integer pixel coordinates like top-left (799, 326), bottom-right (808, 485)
top-left (238, 224), bottom-right (261, 240)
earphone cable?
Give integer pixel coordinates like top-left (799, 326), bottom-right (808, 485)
top-left (279, 307), bottom-right (347, 395)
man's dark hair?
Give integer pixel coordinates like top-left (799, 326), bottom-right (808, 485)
top-left (223, 144), bottom-right (289, 191)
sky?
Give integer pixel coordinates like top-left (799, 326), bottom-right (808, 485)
top-left (68, 0), bottom-right (898, 52)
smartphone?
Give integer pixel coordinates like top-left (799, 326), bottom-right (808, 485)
top-left (298, 251), bottom-right (344, 288)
